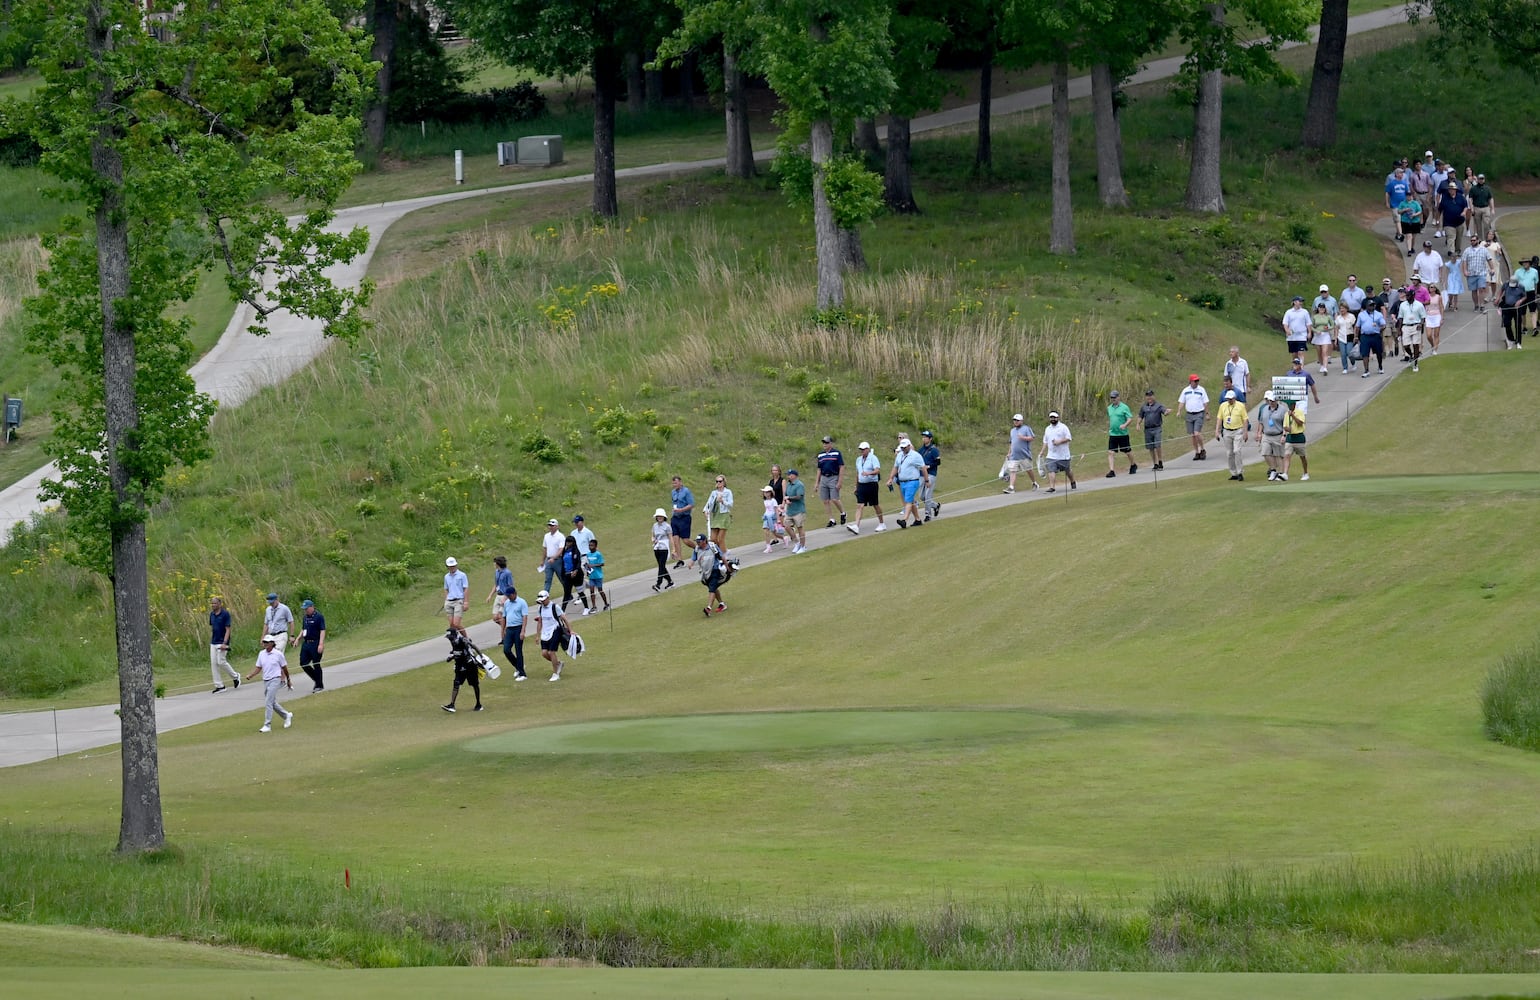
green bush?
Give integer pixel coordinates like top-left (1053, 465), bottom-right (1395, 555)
top-left (1482, 641), bottom-right (1540, 752)
top-left (519, 430), bottom-right (565, 464)
top-left (804, 380), bottom-right (837, 406)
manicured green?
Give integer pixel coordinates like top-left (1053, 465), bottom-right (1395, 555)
top-left (5, 966), bottom-right (1540, 1000)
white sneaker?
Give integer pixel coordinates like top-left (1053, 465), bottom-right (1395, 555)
top-left (258, 724), bottom-right (271, 733)
top-left (763, 545), bottom-right (773, 554)
top-left (283, 712), bottom-right (293, 729)
top-left (1002, 486), bottom-right (1015, 494)
top-left (1319, 366), bottom-right (1327, 374)
top-left (1278, 472), bottom-right (1289, 482)
top-left (549, 672), bottom-right (561, 682)
top-left (1301, 473), bottom-right (1310, 481)
top-left (874, 523), bottom-right (886, 532)
top-left (846, 524), bottom-right (859, 535)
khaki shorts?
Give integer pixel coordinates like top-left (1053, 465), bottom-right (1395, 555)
top-left (1006, 458), bottom-right (1032, 475)
top-left (784, 511), bottom-right (806, 528)
top-left (1262, 435), bottom-right (1285, 458)
top-left (1286, 438), bottom-right (1308, 456)
top-left (443, 597), bottom-right (466, 616)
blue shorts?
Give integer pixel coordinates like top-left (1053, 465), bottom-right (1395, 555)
top-left (900, 479), bottom-right (920, 503)
top-left (762, 513), bottom-right (776, 529)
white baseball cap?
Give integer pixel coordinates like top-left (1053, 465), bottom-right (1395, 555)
top-left (1318, 284), bottom-right (1329, 292)
top-left (858, 441), bottom-right (871, 449)
top-left (1012, 413), bottom-right (1024, 421)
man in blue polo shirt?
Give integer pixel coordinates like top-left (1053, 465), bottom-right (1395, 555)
top-left (292, 599), bottom-right (326, 693)
top-left (208, 595), bottom-right (240, 694)
top-left (499, 585), bottom-right (529, 680)
top-left (1436, 182), bottom-right (1469, 252)
top-left (815, 436), bottom-right (846, 528)
top-left (1356, 302), bottom-right (1387, 377)
top-left (669, 476), bottom-right (694, 568)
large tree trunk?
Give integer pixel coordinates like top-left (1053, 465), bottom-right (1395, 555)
top-left (1091, 63), bottom-right (1129, 208)
top-left (883, 113), bottom-right (919, 214)
top-left (592, 47), bottom-right (621, 218)
top-left (853, 117), bottom-right (881, 161)
top-left (839, 227), bottom-right (867, 272)
top-left (1301, 0), bottom-right (1350, 148)
top-left (723, 49), bottom-right (755, 179)
top-left (88, 1), bottom-right (163, 854)
top-left (1049, 57), bottom-right (1075, 254)
top-left (810, 117), bottom-right (842, 310)
top-left (363, 0), bottom-right (397, 152)
top-left (624, 50), bottom-right (646, 115)
top-left (975, 55), bottom-right (993, 171)
top-left (679, 51), bottom-right (698, 109)
top-left (1184, 5), bottom-right (1227, 214)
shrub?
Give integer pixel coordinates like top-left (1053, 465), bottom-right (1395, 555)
top-left (804, 380), bottom-right (837, 406)
top-left (592, 405), bottom-right (637, 446)
top-left (1189, 290), bottom-right (1225, 311)
top-left (520, 430), bottom-right (566, 464)
top-left (1482, 641), bottom-right (1540, 752)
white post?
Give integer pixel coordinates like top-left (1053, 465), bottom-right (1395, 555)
top-left (420, 120), bottom-right (426, 138)
top-left (454, 150), bottom-right (464, 185)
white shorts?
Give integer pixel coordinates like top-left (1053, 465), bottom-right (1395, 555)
top-left (1401, 324), bottom-right (1423, 346)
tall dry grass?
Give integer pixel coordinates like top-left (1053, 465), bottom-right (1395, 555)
top-left (0, 236), bottom-right (45, 326)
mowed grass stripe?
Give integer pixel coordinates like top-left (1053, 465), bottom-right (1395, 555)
top-left (464, 709), bottom-right (1070, 754)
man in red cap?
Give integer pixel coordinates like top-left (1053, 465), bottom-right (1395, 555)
top-left (1177, 374), bottom-right (1210, 460)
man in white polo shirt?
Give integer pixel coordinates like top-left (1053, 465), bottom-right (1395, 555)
top-left (244, 634), bottom-right (293, 734)
top-left (1178, 374), bottom-right (1209, 461)
top-left (537, 518), bottom-right (565, 592)
top-left (847, 441), bottom-right (886, 534)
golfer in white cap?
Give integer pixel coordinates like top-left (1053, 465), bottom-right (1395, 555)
top-left (533, 590), bottom-right (570, 681)
top-left (848, 440), bottom-right (886, 534)
top-left (442, 556), bottom-right (469, 633)
top-left (244, 634), bottom-right (293, 733)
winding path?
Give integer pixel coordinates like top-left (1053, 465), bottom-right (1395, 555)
top-left (2, 5), bottom-right (1472, 767)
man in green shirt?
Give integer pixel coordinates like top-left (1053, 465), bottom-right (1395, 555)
top-left (1106, 391), bottom-right (1136, 478)
top-left (782, 469), bottom-right (808, 554)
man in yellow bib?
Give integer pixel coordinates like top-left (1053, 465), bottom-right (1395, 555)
top-left (1215, 389), bottom-right (1250, 481)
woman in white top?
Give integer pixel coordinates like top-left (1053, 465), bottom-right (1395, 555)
top-left (1424, 283), bottom-right (1444, 355)
top-left (650, 509), bottom-right (674, 592)
top-left (1333, 303), bottom-right (1356, 375)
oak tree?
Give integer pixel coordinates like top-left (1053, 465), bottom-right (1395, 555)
top-left (7, 0), bottom-right (373, 852)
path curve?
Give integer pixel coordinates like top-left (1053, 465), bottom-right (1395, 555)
top-left (1, 7), bottom-right (1447, 766)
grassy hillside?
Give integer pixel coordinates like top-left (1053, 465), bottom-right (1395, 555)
top-left (0, 35), bottom-right (1537, 703)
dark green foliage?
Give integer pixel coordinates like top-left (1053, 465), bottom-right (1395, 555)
top-left (385, 4), bottom-right (468, 123)
top-left (1482, 641), bottom-right (1540, 752)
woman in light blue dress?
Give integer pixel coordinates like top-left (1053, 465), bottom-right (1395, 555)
top-left (1444, 253), bottom-right (1465, 311)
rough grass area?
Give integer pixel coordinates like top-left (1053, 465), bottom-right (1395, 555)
top-left (1, 830), bottom-right (1539, 973)
top-left (1483, 642), bottom-right (1540, 752)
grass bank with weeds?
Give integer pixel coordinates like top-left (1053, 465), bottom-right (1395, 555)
top-left (1, 829), bottom-right (1537, 972)
top-left (1483, 641), bottom-right (1540, 753)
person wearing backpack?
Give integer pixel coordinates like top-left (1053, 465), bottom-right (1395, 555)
top-left (533, 590), bottom-right (571, 681)
top-left (695, 533), bottom-right (731, 616)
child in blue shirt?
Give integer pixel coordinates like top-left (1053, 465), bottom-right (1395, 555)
top-left (582, 540), bottom-right (610, 615)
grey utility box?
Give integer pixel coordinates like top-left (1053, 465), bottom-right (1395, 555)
top-left (3, 395), bottom-right (20, 442)
top-left (496, 141), bottom-right (518, 166)
top-left (516, 135), bottom-right (563, 166)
